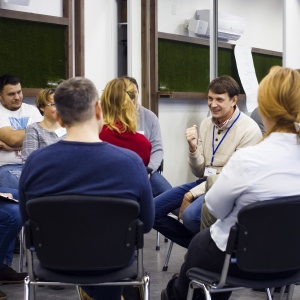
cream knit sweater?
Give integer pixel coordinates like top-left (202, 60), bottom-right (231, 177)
top-left (188, 106), bottom-right (262, 197)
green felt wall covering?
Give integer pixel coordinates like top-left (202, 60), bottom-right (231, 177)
top-left (158, 39), bottom-right (282, 93)
top-left (0, 18), bottom-right (65, 88)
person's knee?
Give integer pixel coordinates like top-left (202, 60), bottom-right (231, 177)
top-left (0, 165), bottom-right (22, 189)
top-left (181, 202), bottom-right (202, 234)
top-left (181, 206), bottom-right (193, 224)
top-left (0, 205), bottom-right (22, 230)
top-left (182, 199), bottom-right (201, 224)
top-left (10, 205), bottom-right (22, 228)
top-left (150, 172), bottom-right (172, 197)
top-left (182, 211), bottom-right (199, 234)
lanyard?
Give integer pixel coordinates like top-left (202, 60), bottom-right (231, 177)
top-left (211, 112), bottom-right (241, 165)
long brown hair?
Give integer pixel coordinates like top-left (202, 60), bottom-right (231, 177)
top-left (258, 66), bottom-right (300, 139)
top-left (100, 77), bottom-right (137, 133)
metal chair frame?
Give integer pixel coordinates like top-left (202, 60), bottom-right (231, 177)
top-left (24, 195), bottom-right (150, 300)
top-left (186, 196), bottom-right (300, 300)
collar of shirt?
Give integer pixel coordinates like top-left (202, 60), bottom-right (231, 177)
top-left (212, 107), bottom-right (238, 129)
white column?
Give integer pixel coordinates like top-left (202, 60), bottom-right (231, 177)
top-left (210, 0), bottom-right (218, 81)
top-left (283, 0), bottom-right (300, 68)
top-left (127, 0), bottom-right (142, 95)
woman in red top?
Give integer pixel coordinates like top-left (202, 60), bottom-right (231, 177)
top-left (100, 77), bottom-right (152, 166)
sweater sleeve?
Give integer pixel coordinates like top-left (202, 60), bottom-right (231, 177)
top-left (21, 124), bottom-right (39, 163)
top-left (188, 120), bottom-right (208, 178)
top-left (148, 117), bottom-right (164, 172)
top-left (138, 107), bottom-right (164, 172)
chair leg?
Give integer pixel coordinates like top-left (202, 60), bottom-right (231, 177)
top-left (277, 286), bottom-right (286, 300)
top-left (19, 227), bottom-right (25, 272)
top-left (24, 275), bottom-right (34, 300)
top-left (162, 241), bottom-right (174, 271)
top-left (286, 285), bottom-right (295, 300)
top-left (76, 286), bottom-right (82, 299)
top-left (187, 281), bottom-right (214, 300)
top-left (186, 281), bottom-right (194, 300)
top-left (156, 231), bottom-right (160, 250)
top-left (143, 274), bottom-right (150, 300)
top-left (266, 288), bottom-right (274, 300)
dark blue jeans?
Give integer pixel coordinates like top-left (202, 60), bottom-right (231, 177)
top-left (181, 194), bottom-right (205, 234)
top-left (154, 179), bottom-right (205, 248)
top-left (150, 171), bottom-right (172, 197)
top-left (0, 188), bottom-right (22, 268)
top-left (0, 164), bottom-right (22, 189)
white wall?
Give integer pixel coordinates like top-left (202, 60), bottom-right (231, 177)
top-left (127, 0), bottom-right (142, 88)
top-left (84, 0), bottom-right (142, 103)
top-left (283, 0), bottom-right (300, 68)
top-left (84, 0), bottom-right (118, 93)
top-left (157, 0), bottom-right (283, 52)
top-left (0, 0), bottom-right (62, 16)
top-left (159, 100), bottom-right (208, 185)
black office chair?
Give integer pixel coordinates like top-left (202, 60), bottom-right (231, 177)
top-left (24, 195), bottom-right (150, 300)
top-left (186, 195), bottom-right (300, 300)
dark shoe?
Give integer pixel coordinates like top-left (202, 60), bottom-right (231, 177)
top-left (122, 286), bottom-right (141, 299)
top-left (0, 290), bottom-right (7, 300)
top-left (48, 285), bottom-right (65, 290)
top-left (0, 265), bottom-right (27, 284)
top-left (161, 273), bottom-right (179, 300)
top-left (161, 288), bottom-right (169, 300)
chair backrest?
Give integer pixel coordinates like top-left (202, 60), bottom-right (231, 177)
top-left (157, 159), bottom-right (164, 174)
top-left (235, 195), bottom-right (300, 273)
top-left (25, 195), bottom-right (142, 272)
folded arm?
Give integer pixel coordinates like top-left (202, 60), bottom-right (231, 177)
top-left (0, 140), bottom-right (21, 151)
top-left (0, 126), bottom-right (25, 147)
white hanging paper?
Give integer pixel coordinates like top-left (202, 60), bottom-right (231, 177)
top-left (234, 45), bottom-right (259, 113)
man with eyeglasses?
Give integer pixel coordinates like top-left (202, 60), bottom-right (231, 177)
top-left (0, 74), bottom-right (42, 189)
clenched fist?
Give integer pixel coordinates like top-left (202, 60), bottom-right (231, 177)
top-left (185, 125), bottom-right (198, 153)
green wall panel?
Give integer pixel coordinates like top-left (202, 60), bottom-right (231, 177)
top-left (0, 18), bottom-right (65, 88)
top-left (158, 38), bottom-right (282, 93)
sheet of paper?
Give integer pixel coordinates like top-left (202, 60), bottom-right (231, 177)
top-left (234, 45), bottom-right (259, 113)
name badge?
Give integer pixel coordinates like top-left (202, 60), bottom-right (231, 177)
top-left (204, 166), bottom-right (217, 177)
top-left (55, 127), bottom-right (67, 138)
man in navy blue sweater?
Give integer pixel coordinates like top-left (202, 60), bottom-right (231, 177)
top-left (18, 77), bottom-right (154, 300)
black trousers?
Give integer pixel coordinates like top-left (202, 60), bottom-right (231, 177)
top-left (169, 228), bottom-right (231, 300)
top-left (169, 228), bottom-right (295, 300)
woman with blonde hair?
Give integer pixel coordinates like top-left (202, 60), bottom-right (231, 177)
top-left (21, 88), bottom-right (66, 163)
top-left (161, 66), bottom-right (300, 300)
top-left (100, 77), bottom-right (151, 166)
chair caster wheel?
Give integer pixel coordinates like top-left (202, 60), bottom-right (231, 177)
top-left (162, 266), bottom-right (168, 271)
top-left (156, 246), bottom-right (160, 251)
